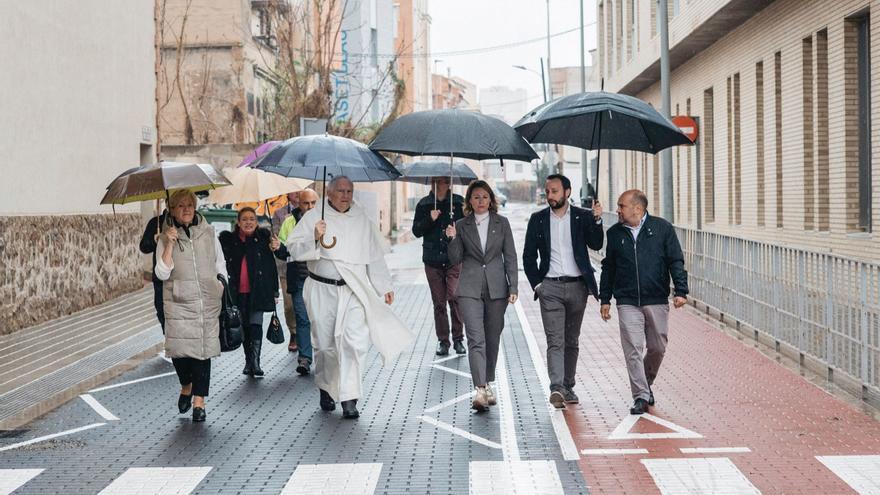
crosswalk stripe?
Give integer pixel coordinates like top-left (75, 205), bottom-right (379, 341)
top-left (816, 455), bottom-right (880, 494)
top-left (469, 461), bottom-right (564, 494)
top-left (641, 458), bottom-right (761, 494)
top-left (281, 463), bottom-right (382, 494)
top-left (0, 469), bottom-right (43, 495)
top-left (98, 467), bottom-right (212, 495)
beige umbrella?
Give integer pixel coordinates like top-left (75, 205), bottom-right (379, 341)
top-left (207, 166), bottom-right (311, 205)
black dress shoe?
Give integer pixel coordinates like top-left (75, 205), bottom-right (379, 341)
top-left (178, 394), bottom-right (192, 414)
top-left (192, 407), bottom-right (206, 422)
top-left (563, 389), bottom-right (579, 404)
top-left (648, 388), bottom-right (655, 406)
top-left (341, 399), bottom-right (359, 419)
top-left (319, 389), bottom-right (336, 411)
top-left (453, 340), bottom-right (466, 355)
top-left (630, 398), bottom-right (649, 415)
top-left (435, 342), bottom-right (450, 356)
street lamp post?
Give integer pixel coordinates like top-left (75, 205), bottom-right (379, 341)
top-left (512, 60), bottom-right (547, 103)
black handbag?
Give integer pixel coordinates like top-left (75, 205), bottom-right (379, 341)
top-left (217, 275), bottom-right (243, 352)
top-left (266, 310), bottom-right (285, 344)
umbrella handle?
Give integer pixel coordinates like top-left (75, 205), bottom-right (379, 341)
top-left (319, 235), bottom-right (337, 249)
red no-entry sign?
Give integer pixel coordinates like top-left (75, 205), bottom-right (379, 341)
top-left (671, 116), bottom-right (698, 142)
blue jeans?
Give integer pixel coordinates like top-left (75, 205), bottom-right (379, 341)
top-left (291, 274), bottom-right (313, 361)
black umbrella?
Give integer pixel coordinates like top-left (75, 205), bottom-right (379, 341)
top-left (370, 109), bottom-right (538, 215)
top-left (514, 91), bottom-right (692, 198)
top-left (398, 160), bottom-right (477, 210)
top-left (252, 134), bottom-right (401, 248)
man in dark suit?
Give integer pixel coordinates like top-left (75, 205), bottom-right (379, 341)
top-left (523, 174), bottom-right (604, 409)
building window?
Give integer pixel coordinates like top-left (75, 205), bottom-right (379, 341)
top-left (686, 97), bottom-right (692, 224)
top-left (616, 0), bottom-right (623, 71)
top-left (734, 72), bottom-right (741, 225)
top-left (802, 35), bottom-right (815, 230)
top-left (703, 87), bottom-right (715, 223)
top-left (371, 28), bottom-right (379, 67)
top-left (755, 61), bottom-right (765, 227)
top-left (392, 4), bottom-right (400, 40)
top-left (247, 92), bottom-right (255, 115)
top-left (629, 0), bottom-right (638, 56)
top-left (650, 0), bottom-right (657, 38)
top-left (598, 4), bottom-right (606, 79)
top-left (774, 51), bottom-right (783, 228)
top-left (844, 13), bottom-right (872, 232)
top-left (816, 28), bottom-right (829, 231)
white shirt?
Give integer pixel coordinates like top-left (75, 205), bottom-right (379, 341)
top-left (624, 212), bottom-right (648, 243)
top-left (474, 212), bottom-right (490, 252)
top-left (546, 206), bottom-right (581, 278)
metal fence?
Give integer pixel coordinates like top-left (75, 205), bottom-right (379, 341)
top-left (599, 212), bottom-right (880, 398)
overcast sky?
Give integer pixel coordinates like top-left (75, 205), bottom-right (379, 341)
top-left (428, 0), bottom-right (598, 111)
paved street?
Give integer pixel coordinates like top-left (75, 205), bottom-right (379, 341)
top-left (1, 201), bottom-right (880, 494)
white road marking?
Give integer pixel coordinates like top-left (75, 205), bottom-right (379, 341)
top-left (642, 458), bottom-right (761, 494)
top-left (99, 467), bottom-right (212, 495)
top-left (495, 348), bottom-right (520, 461)
top-left (582, 448), bottom-right (649, 455)
top-left (816, 455), bottom-right (880, 494)
top-left (281, 463), bottom-right (382, 494)
top-left (417, 415), bottom-right (502, 449)
top-left (431, 364), bottom-right (472, 379)
top-left (0, 423), bottom-right (105, 452)
top-left (79, 394), bottom-right (120, 421)
top-left (608, 413), bottom-right (703, 440)
top-left (469, 460), bottom-right (564, 494)
top-left (90, 371), bottom-right (177, 393)
top-left (681, 447), bottom-right (752, 454)
top-left (432, 353), bottom-right (466, 365)
top-left (0, 469), bottom-right (43, 495)
top-left (423, 392), bottom-right (474, 413)
top-left (512, 300), bottom-right (580, 461)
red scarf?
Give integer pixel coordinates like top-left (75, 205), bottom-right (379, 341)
top-left (237, 230), bottom-right (251, 294)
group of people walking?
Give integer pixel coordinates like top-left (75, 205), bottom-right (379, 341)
top-left (139, 169), bottom-right (689, 423)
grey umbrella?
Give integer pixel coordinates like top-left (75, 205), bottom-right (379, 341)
top-left (251, 134), bottom-right (401, 248)
top-left (514, 91), bottom-right (692, 198)
top-left (398, 160), bottom-right (477, 210)
top-left (370, 109), bottom-right (538, 216)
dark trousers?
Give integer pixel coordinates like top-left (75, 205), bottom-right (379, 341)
top-left (537, 279), bottom-right (588, 392)
top-left (424, 264), bottom-right (464, 344)
top-left (289, 274), bottom-right (312, 361)
top-left (152, 279), bottom-right (165, 333)
top-left (172, 357), bottom-right (211, 396)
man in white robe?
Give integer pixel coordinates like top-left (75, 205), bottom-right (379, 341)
top-left (287, 175), bottom-right (413, 419)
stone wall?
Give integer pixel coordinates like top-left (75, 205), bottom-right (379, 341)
top-left (0, 213), bottom-right (144, 335)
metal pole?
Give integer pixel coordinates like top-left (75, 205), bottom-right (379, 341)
top-left (694, 116), bottom-right (702, 230)
top-left (659, 0), bottom-right (674, 221)
top-left (579, 0), bottom-right (589, 206)
top-left (539, 57), bottom-right (547, 103)
top-left (546, 0), bottom-right (552, 100)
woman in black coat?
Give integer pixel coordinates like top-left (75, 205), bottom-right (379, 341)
top-left (219, 207), bottom-right (285, 377)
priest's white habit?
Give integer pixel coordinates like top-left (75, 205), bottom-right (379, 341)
top-left (287, 199), bottom-right (413, 402)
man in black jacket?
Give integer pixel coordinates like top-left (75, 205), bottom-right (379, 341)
top-left (599, 189), bottom-right (688, 415)
top-left (412, 177), bottom-right (466, 356)
top-left (523, 174), bottom-right (604, 409)
top-left (139, 210), bottom-right (168, 333)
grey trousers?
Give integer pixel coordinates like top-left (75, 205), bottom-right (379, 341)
top-left (458, 280), bottom-right (508, 387)
top-left (537, 280), bottom-right (588, 392)
top-left (617, 304), bottom-right (670, 401)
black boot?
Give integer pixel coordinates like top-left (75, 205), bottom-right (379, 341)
top-left (319, 389), bottom-right (336, 411)
top-left (341, 399), bottom-right (359, 419)
top-left (241, 330), bottom-right (254, 375)
top-left (251, 324), bottom-right (264, 377)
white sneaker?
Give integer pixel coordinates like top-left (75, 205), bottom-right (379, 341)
top-left (472, 386), bottom-right (489, 411)
top-left (485, 383), bottom-right (497, 406)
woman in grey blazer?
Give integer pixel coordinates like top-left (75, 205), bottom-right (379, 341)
top-left (446, 180), bottom-right (518, 412)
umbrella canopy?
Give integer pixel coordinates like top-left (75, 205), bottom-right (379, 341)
top-left (239, 140), bottom-right (282, 167)
top-left (207, 166), bottom-right (311, 204)
top-left (397, 161), bottom-right (477, 185)
top-left (514, 91), bottom-right (692, 153)
top-left (369, 109), bottom-right (539, 162)
top-left (252, 134), bottom-right (401, 182)
top-left (100, 161), bottom-right (230, 205)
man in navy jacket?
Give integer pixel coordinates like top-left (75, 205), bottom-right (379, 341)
top-left (599, 189), bottom-right (688, 415)
top-left (523, 174), bottom-right (604, 409)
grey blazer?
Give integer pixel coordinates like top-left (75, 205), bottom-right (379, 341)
top-left (448, 212), bottom-right (518, 300)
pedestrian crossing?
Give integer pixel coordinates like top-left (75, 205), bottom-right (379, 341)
top-left (3, 455), bottom-right (880, 494)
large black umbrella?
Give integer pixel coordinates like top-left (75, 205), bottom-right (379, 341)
top-left (251, 134), bottom-right (400, 248)
top-left (398, 160), bottom-right (477, 210)
top-left (370, 109), bottom-right (538, 216)
top-left (514, 91), bottom-right (692, 198)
